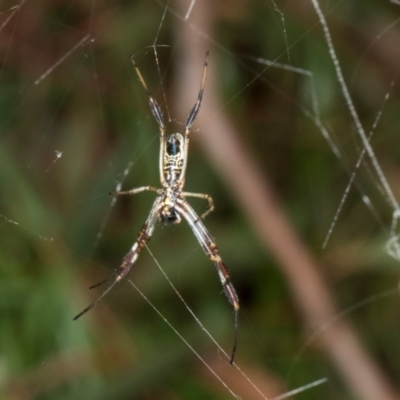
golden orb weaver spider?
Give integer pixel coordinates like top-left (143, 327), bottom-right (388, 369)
top-left (74, 51), bottom-right (239, 365)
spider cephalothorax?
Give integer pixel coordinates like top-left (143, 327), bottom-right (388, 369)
top-left (74, 51), bottom-right (239, 365)
top-left (163, 133), bottom-right (185, 185)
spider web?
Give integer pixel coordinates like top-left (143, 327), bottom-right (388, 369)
top-left (1, 0), bottom-right (400, 399)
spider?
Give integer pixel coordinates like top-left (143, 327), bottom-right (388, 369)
top-left (74, 51), bottom-right (239, 365)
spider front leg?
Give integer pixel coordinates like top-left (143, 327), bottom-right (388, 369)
top-left (185, 50), bottom-right (209, 135)
top-left (130, 55), bottom-right (166, 137)
top-left (182, 191), bottom-right (215, 221)
top-left (73, 198), bottom-right (161, 320)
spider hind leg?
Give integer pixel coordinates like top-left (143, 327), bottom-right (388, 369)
top-left (176, 199), bottom-right (239, 365)
top-left (73, 199), bottom-right (160, 321)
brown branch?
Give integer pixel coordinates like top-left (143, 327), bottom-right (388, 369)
top-left (171, 0), bottom-right (399, 399)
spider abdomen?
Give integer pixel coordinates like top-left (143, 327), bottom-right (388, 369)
top-left (159, 188), bottom-right (182, 225)
top-left (160, 207), bottom-right (181, 225)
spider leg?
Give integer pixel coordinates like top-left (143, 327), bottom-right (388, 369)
top-left (130, 55), bottom-right (166, 136)
top-left (73, 197), bottom-right (161, 321)
top-left (176, 198), bottom-right (239, 365)
top-left (110, 185), bottom-right (161, 196)
top-left (130, 56), bottom-right (169, 185)
top-left (185, 50), bottom-right (209, 135)
top-left (182, 191), bottom-right (214, 221)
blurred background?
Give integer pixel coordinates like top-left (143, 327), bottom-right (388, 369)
top-left (1, 0), bottom-right (400, 399)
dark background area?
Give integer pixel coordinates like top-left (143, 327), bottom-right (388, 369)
top-left (1, 1), bottom-right (400, 399)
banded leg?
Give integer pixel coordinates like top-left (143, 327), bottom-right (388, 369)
top-left (73, 198), bottom-right (161, 320)
top-left (130, 55), bottom-right (166, 136)
top-left (185, 50), bottom-right (209, 135)
top-left (182, 191), bottom-right (214, 220)
top-left (110, 185), bottom-right (161, 196)
top-left (130, 56), bottom-right (168, 183)
top-left (176, 199), bottom-right (239, 365)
